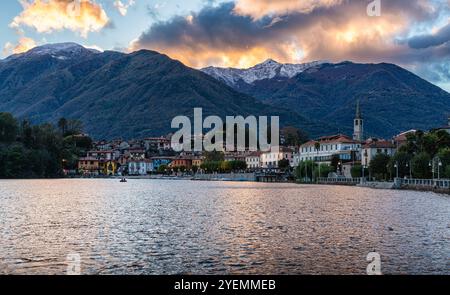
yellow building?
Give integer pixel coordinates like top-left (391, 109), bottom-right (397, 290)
top-left (99, 160), bottom-right (117, 176)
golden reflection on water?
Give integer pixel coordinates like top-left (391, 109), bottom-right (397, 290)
top-left (0, 179), bottom-right (449, 274)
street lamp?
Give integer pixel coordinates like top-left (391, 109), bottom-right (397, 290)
top-left (361, 165), bottom-right (367, 183)
top-left (429, 161), bottom-right (434, 179)
top-left (406, 162), bottom-right (412, 179)
top-left (394, 161), bottom-right (399, 179)
top-left (438, 161), bottom-right (443, 180)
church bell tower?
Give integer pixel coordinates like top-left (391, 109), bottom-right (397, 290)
top-left (353, 100), bottom-right (363, 142)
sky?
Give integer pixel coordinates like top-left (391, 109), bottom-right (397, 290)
top-left (1, 0), bottom-right (450, 92)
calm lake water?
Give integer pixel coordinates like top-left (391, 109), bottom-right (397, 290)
top-left (0, 179), bottom-right (448, 275)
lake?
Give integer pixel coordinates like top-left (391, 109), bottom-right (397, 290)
top-left (0, 179), bottom-right (448, 275)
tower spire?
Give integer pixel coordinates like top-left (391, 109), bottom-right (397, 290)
top-left (355, 99), bottom-right (362, 119)
top-left (353, 99), bottom-right (364, 142)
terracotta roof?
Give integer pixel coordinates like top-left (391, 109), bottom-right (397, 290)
top-left (302, 134), bottom-right (357, 146)
top-left (363, 140), bottom-right (396, 149)
top-left (393, 130), bottom-right (416, 142)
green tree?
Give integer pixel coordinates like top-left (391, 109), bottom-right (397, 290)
top-left (57, 118), bottom-right (68, 135)
top-left (351, 165), bottom-right (369, 178)
top-left (158, 165), bottom-right (168, 174)
top-left (295, 161), bottom-right (315, 181)
top-left (411, 152), bottom-right (431, 179)
top-left (370, 153), bottom-right (391, 180)
top-left (281, 126), bottom-right (309, 146)
top-left (389, 151), bottom-right (412, 178)
top-left (278, 159), bottom-right (290, 171)
top-left (438, 148), bottom-right (450, 178)
top-left (0, 113), bottom-right (18, 143)
top-left (330, 154), bottom-right (340, 172)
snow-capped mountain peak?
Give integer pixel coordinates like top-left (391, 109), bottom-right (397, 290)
top-left (6, 42), bottom-right (99, 61)
top-left (201, 59), bottom-right (327, 86)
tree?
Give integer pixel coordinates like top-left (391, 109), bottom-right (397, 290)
top-left (330, 154), bottom-right (340, 172)
top-left (370, 153), bottom-right (391, 180)
top-left (389, 151), bottom-right (412, 178)
top-left (0, 113), bottom-right (92, 178)
top-left (438, 148), bottom-right (450, 178)
top-left (314, 164), bottom-right (333, 178)
top-left (411, 152), bottom-right (431, 179)
top-left (158, 165), bottom-right (168, 174)
top-left (192, 165), bottom-right (199, 174)
top-left (281, 126), bottom-right (309, 146)
top-left (57, 118), bottom-right (68, 135)
top-left (351, 165), bottom-right (369, 178)
top-left (295, 160), bottom-right (315, 181)
top-left (65, 119), bottom-right (83, 136)
top-left (278, 159), bottom-right (290, 171)
top-left (204, 151), bottom-right (225, 162)
top-left (0, 113), bottom-right (18, 143)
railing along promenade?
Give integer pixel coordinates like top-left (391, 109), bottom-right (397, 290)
top-left (317, 177), bottom-right (362, 185)
top-left (396, 178), bottom-right (450, 189)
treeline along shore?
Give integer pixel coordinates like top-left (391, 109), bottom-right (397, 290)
top-left (0, 113), bottom-right (92, 178)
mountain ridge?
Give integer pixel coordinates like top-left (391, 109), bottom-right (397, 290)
top-left (0, 43), bottom-right (330, 140)
top-left (202, 60), bottom-right (450, 138)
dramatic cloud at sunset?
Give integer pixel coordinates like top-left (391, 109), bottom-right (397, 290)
top-left (233, 0), bottom-right (344, 19)
top-left (129, 0), bottom-right (450, 89)
top-left (3, 36), bottom-right (36, 55)
top-left (10, 0), bottom-right (109, 37)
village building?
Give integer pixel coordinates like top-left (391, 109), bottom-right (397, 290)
top-left (299, 134), bottom-right (361, 164)
top-left (151, 157), bottom-right (174, 171)
top-left (192, 156), bottom-right (205, 168)
top-left (245, 152), bottom-right (262, 169)
top-left (260, 147), bottom-right (294, 169)
top-left (128, 159), bottom-right (152, 176)
top-left (393, 130), bottom-right (416, 149)
top-left (77, 157), bottom-right (100, 175)
top-left (169, 156), bottom-right (193, 170)
top-left (362, 140), bottom-right (397, 167)
top-left (143, 137), bottom-right (171, 151)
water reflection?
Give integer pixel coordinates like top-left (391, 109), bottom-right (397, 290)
top-left (0, 179), bottom-right (448, 274)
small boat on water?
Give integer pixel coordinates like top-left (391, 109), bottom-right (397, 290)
top-left (120, 178), bottom-right (127, 183)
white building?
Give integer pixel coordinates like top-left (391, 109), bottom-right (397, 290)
top-left (260, 147), bottom-right (294, 169)
top-left (362, 140), bottom-right (396, 167)
top-left (299, 134), bottom-right (361, 164)
top-left (245, 152), bottom-right (262, 169)
top-left (128, 160), bottom-right (153, 175)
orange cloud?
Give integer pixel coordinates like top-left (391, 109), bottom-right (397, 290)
top-left (234, 0), bottom-right (343, 19)
top-left (130, 1), bottom-right (415, 69)
top-left (11, 0), bottom-right (109, 38)
top-left (3, 37), bottom-right (37, 55)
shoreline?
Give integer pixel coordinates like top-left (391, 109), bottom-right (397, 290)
top-left (2, 175), bottom-right (449, 195)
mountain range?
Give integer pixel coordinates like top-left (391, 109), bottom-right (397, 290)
top-left (202, 60), bottom-right (450, 138)
top-left (1, 43), bottom-right (449, 140)
top-left (0, 43), bottom-right (325, 139)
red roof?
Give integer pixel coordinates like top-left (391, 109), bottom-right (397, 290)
top-left (302, 134), bottom-right (357, 146)
top-left (363, 140), bottom-right (396, 149)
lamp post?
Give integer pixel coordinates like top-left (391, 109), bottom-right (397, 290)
top-left (438, 160), bottom-right (443, 180)
top-left (406, 162), bottom-right (412, 179)
top-left (429, 161), bottom-right (435, 179)
top-left (361, 165), bottom-right (366, 183)
top-left (394, 161), bottom-right (399, 179)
